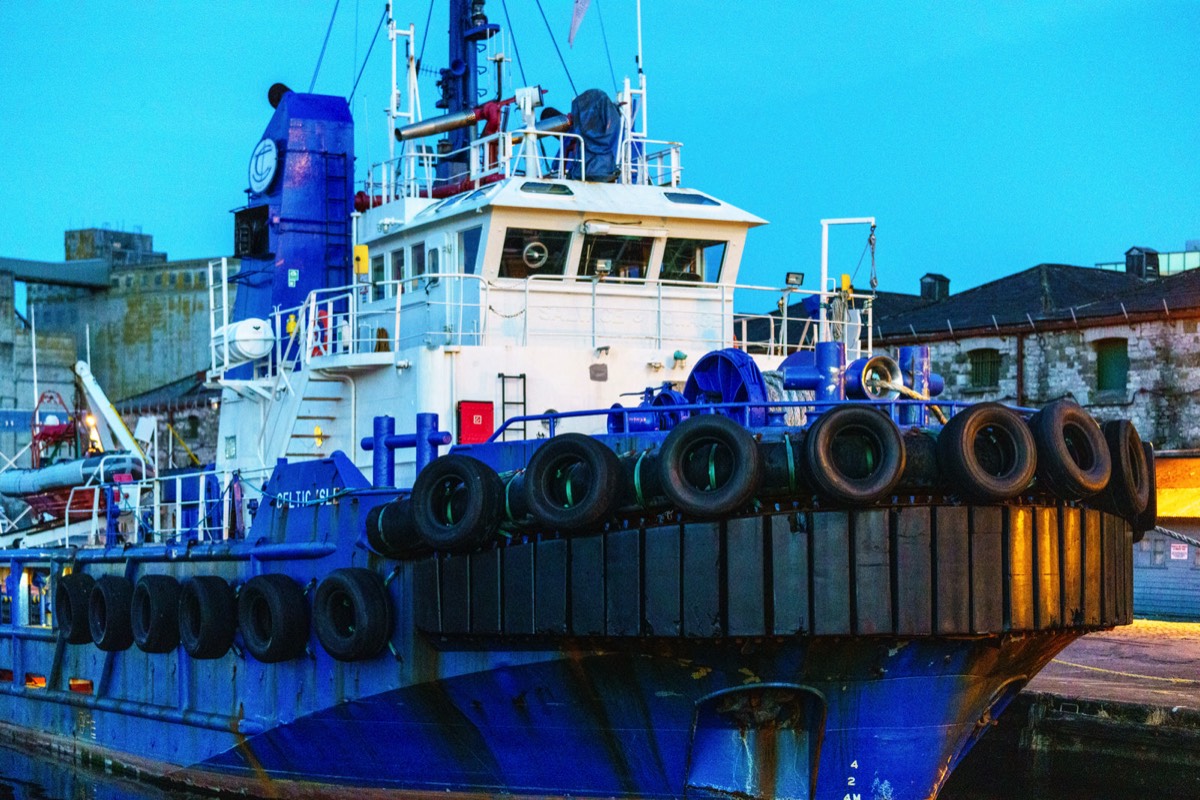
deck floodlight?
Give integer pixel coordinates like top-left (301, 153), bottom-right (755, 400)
top-left (786, 271), bottom-right (805, 287)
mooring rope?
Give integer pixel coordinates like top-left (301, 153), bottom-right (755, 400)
top-left (1153, 525), bottom-right (1200, 549)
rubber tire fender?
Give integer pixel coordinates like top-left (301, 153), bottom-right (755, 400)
top-left (410, 455), bottom-right (504, 552)
top-left (132, 574), bottom-right (181, 654)
top-left (238, 573), bottom-right (310, 664)
top-left (657, 414), bottom-right (762, 518)
top-left (314, 568), bottom-right (392, 662)
top-left (55, 572), bottom-right (95, 645)
top-left (178, 576), bottom-right (237, 660)
top-left (366, 497), bottom-right (428, 559)
top-left (1029, 399), bottom-right (1112, 500)
top-left (936, 403), bottom-right (1036, 502)
top-left (1133, 441), bottom-right (1157, 542)
top-left (1099, 420), bottom-right (1150, 519)
top-left (89, 575), bottom-right (134, 652)
top-left (803, 405), bottom-right (905, 504)
top-left (523, 433), bottom-right (622, 532)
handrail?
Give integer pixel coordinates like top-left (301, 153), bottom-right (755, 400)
top-left (365, 129), bottom-right (591, 199)
top-left (210, 269), bottom-right (876, 381)
top-left (488, 397), bottom-right (989, 441)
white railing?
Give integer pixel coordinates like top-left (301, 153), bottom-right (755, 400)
top-left (209, 270), bottom-right (874, 380)
top-left (206, 257), bottom-right (232, 377)
top-left (53, 461), bottom-right (272, 547)
top-left (622, 137), bottom-right (683, 187)
top-left (363, 130), bottom-right (590, 203)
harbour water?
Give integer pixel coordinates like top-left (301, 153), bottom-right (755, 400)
top-left (0, 741), bottom-right (209, 800)
top-left (0, 738), bottom-right (1174, 800)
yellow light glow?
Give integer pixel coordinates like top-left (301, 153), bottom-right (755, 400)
top-left (85, 414), bottom-right (97, 428)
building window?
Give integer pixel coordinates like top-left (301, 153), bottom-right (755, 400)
top-left (1134, 535), bottom-right (1167, 568)
top-left (968, 348), bottom-right (1001, 389)
top-left (1095, 338), bottom-right (1129, 394)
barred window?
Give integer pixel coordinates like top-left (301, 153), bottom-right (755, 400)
top-left (968, 348), bottom-right (1001, 389)
top-left (1095, 338), bottom-right (1129, 393)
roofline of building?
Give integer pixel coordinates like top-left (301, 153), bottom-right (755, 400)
top-left (874, 306), bottom-right (1200, 346)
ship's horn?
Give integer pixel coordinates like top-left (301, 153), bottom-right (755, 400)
top-left (268, 83), bottom-right (293, 109)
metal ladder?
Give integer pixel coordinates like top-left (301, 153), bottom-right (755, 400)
top-left (497, 373), bottom-right (527, 441)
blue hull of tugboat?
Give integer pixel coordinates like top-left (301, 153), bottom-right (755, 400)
top-left (0, 632), bottom-right (1077, 799)
top-left (192, 636), bottom-right (1075, 799)
top-left (0, 448), bottom-right (1133, 799)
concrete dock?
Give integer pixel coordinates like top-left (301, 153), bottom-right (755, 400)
top-left (943, 620), bottom-right (1200, 798)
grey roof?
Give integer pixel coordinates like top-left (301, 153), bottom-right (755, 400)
top-left (875, 263), bottom-right (1194, 340)
top-left (0, 256), bottom-right (110, 288)
top-left (117, 372), bottom-right (216, 413)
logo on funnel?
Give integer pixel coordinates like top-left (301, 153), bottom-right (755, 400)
top-left (248, 138), bottom-right (279, 194)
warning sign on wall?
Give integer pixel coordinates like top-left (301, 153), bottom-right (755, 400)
top-left (1170, 542), bottom-right (1190, 560)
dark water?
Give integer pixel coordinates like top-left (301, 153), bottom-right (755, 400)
top-left (0, 739), bottom-right (1186, 800)
top-left (0, 742), bottom-right (211, 800)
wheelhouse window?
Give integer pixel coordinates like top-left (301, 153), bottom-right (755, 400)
top-left (499, 228), bottom-right (571, 278)
top-left (459, 227), bottom-right (482, 275)
top-left (1095, 338), bottom-right (1129, 394)
top-left (370, 255), bottom-right (386, 301)
top-left (661, 238), bottom-right (727, 282)
top-left (387, 248), bottom-right (405, 297)
top-left (410, 242), bottom-right (426, 290)
top-left (968, 348), bottom-right (1001, 390)
top-left (579, 235), bottom-right (654, 279)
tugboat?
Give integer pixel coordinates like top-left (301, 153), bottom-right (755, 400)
top-left (0, 2), bottom-right (1154, 798)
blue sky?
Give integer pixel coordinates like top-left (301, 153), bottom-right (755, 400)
top-left (1, 1), bottom-right (1197, 297)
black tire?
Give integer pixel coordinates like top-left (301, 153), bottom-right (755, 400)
top-left (366, 498), bottom-right (428, 559)
top-left (56, 572), bottom-right (95, 645)
top-left (758, 435), bottom-right (807, 498)
top-left (178, 576), bottom-right (237, 660)
top-left (523, 434), bottom-right (622, 532)
top-left (410, 455), bottom-right (504, 552)
top-left (937, 403), bottom-right (1037, 502)
top-left (1029, 399), bottom-right (1112, 500)
top-left (314, 568), bottom-right (392, 662)
top-left (898, 428), bottom-right (941, 491)
top-left (1098, 420), bottom-right (1151, 520)
top-left (132, 575), bottom-right (181, 653)
top-left (657, 414), bottom-right (762, 518)
top-left (238, 574), bottom-right (310, 663)
top-left (1134, 441), bottom-right (1157, 542)
top-left (89, 576), bottom-right (134, 652)
top-left (804, 406), bottom-right (905, 504)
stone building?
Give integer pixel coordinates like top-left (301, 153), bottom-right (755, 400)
top-left (6, 228), bottom-right (235, 475)
top-left (28, 230), bottom-right (237, 404)
top-left (872, 262), bottom-right (1200, 447)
